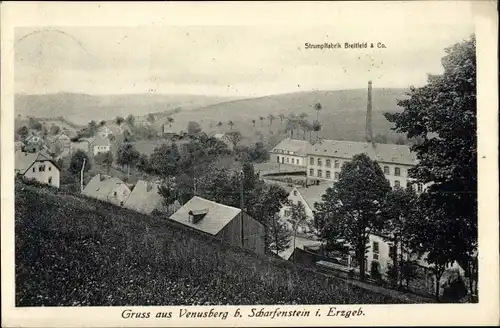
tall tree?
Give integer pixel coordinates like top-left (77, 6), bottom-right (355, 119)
top-left (314, 153), bottom-right (391, 281)
top-left (69, 150), bottom-right (90, 176)
top-left (16, 126), bottom-right (30, 140)
top-left (384, 34), bottom-right (477, 298)
top-left (226, 131), bottom-right (242, 148)
top-left (50, 125), bottom-right (61, 136)
top-left (116, 143), bottom-right (140, 177)
top-left (99, 120), bottom-right (106, 127)
top-left (382, 186), bottom-right (421, 288)
top-left (216, 121), bottom-right (223, 128)
top-left (187, 121), bottom-right (202, 135)
top-left (149, 143), bottom-right (181, 178)
top-left (115, 116), bottom-right (124, 125)
top-left (268, 114), bottom-right (275, 126)
top-left (147, 113), bottom-right (156, 123)
top-left (314, 102), bottom-right (322, 122)
top-left (126, 115), bottom-right (136, 127)
top-left (268, 214), bottom-right (291, 255)
top-left (87, 120), bottom-right (98, 136)
top-left (228, 120), bottom-right (234, 130)
top-left (252, 119), bottom-right (256, 128)
top-left (167, 116), bottom-right (174, 127)
top-left (312, 120), bottom-right (322, 140)
top-left (289, 201), bottom-right (308, 262)
top-left (259, 116), bottom-right (264, 127)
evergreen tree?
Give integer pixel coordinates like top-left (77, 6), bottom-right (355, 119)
top-left (268, 214), bottom-right (291, 254)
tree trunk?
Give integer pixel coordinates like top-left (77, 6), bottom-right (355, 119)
top-left (359, 237), bottom-right (366, 281)
top-left (435, 268), bottom-right (444, 302)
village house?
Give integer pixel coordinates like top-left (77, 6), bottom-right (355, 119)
top-left (97, 126), bottom-right (113, 139)
top-left (124, 180), bottom-right (181, 215)
top-left (169, 196), bottom-right (265, 255)
top-left (15, 151), bottom-right (60, 188)
top-left (269, 138), bottom-right (311, 167)
top-left (82, 174), bottom-right (131, 206)
top-left (211, 133), bottom-right (234, 151)
top-left (279, 182), bottom-right (332, 235)
top-left (24, 133), bottom-right (43, 145)
top-left (89, 136), bottom-right (112, 156)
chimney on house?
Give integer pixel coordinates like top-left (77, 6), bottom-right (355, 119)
top-left (365, 80), bottom-right (373, 143)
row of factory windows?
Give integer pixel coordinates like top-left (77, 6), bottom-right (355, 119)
top-left (308, 168), bottom-right (423, 191)
top-left (309, 157), bottom-right (404, 176)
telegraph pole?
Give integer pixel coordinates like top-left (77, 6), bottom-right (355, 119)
top-left (80, 158), bottom-right (86, 192)
top-left (240, 168), bottom-right (244, 248)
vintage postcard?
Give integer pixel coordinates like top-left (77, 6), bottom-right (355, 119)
top-left (1, 1), bottom-right (498, 327)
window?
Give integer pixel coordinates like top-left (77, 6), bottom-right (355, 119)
top-left (417, 183), bottom-right (423, 192)
top-left (286, 157), bottom-right (290, 163)
top-left (276, 156), bottom-right (280, 163)
top-left (334, 172), bottom-right (339, 180)
top-left (373, 242), bottom-right (379, 253)
top-left (317, 169), bottom-right (322, 178)
top-left (326, 159), bottom-right (331, 167)
top-left (334, 160), bottom-right (340, 168)
top-left (383, 166), bottom-right (389, 174)
top-left (310, 157), bottom-right (314, 165)
top-left (48, 166), bottom-right (51, 171)
top-left (39, 166), bottom-right (43, 172)
top-left (394, 180), bottom-right (401, 188)
top-left (114, 191), bottom-right (117, 196)
top-left (33, 167), bottom-right (36, 173)
top-left (373, 253), bottom-right (379, 260)
top-left (291, 158), bottom-right (295, 164)
top-left (395, 167), bottom-right (401, 176)
top-left (389, 246), bottom-right (397, 259)
top-left (293, 190), bottom-right (298, 196)
top-left (326, 170), bottom-right (331, 179)
top-left (48, 177), bottom-right (52, 184)
top-left (317, 158), bottom-right (322, 166)
top-left (284, 210), bottom-right (291, 217)
top-left (309, 168), bottom-right (314, 176)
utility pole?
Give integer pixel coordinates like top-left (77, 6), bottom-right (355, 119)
top-left (80, 158), bottom-right (86, 192)
top-left (240, 169), bottom-right (244, 249)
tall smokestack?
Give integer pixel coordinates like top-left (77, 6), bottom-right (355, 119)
top-left (365, 80), bottom-right (373, 142)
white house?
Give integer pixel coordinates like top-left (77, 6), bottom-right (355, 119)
top-left (306, 140), bottom-right (425, 192)
top-left (88, 136), bottom-right (111, 156)
top-left (97, 126), bottom-right (113, 139)
top-left (82, 174), bottom-right (131, 206)
top-left (25, 133), bottom-right (43, 145)
top-left (280, 182), bottom-right (332, 235)
top-left (269, 138), bottom-right (311, 167)
top-left (15, 151), bottom-right (60, 188)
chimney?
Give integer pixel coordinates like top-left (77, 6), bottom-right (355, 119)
top-left (365, 80), bottom-right (373, 142)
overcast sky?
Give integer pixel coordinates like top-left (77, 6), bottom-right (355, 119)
top-left (14, 9), bottom-right (474, 97)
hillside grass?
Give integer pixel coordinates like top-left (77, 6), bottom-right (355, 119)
top-left (15, 181), bottom-right (411, 306)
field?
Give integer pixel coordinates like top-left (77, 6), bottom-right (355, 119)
top-left (15, 93), bottom-right (239, 125)
top-left (142, 88), bottom-right (409, 147)
top-left (15, 88), bottom-right (409, 148)
top-left (15, 181), bottom-right (414, 306)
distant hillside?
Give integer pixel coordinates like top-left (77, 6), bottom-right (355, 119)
top-left (159, 88), bottom-right (409, 146)
top-left (15, 93), bottom-right (239, 125)
top-left (15, 182), bottom-right (419, 306)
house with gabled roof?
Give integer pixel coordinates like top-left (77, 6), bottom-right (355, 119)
top-left (269, 138), bottom-right (312, 168)
top-left (82, 174), bottom-right (131, 206)
top-left (15, 151), bottom-right (60, 188)
top-left (280, 181), bottom-right (332, 235)
top-left (169, 196), bottom-right (265, 255)
top-left (123, 180), bottom-right (179, 215)
top-left (211, 133), bottom-right (234, 151)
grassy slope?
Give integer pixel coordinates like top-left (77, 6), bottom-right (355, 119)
top-left (15, 182), bottom-right (410, 306)
top-left (15, 93), bottom-right (239, 125)
top-left (159, 88), bottom-right (408, 147)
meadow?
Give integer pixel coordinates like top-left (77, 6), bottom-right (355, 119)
top-left (15, 181), bottom-right (415, 306)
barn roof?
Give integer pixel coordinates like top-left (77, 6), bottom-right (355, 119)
top-left (123, 180), bottom-right (164, 214)
top-left (294, 182), bottom-right (333, 212)
top-left (169, 196), bottom-right (243, 235)
top-left (309, 140), bottom-right (417, 166)
top-left (82, 174), bottom-right (129, 201)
